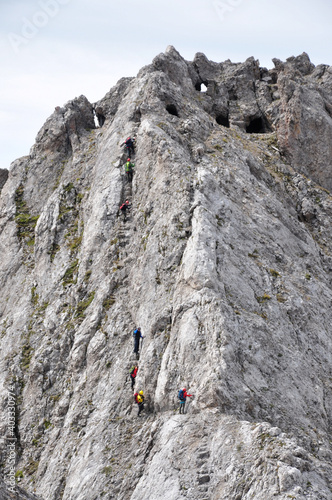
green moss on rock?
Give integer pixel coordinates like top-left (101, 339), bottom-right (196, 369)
top-left (14, 184), bottom-right (39, 244)
top-left (62, 259), bottom-right (79, 286)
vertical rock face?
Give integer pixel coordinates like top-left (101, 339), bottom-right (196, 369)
top-left (0, 168), bottom-right (8, 192)
top-left (274, 53), bottom-right (332, 191)
top-left (0, 47), bottom-right (332, 499)
top-left (0, 478), bottom-right (40, 499)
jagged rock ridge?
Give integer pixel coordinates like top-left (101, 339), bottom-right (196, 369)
top-left (0, 46), bottom-right (332, 499)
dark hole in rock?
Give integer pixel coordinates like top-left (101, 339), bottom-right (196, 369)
top-left (246, 116), bottom-right (268, 134)
top-left (166, 104), bottom-right (179, 117)
top-left (216, 113), bottom-right (230, 128)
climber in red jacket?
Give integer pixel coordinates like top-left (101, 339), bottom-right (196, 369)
top-left (130, 365), bottom-right (138, 389)
top-left (178, 388), bottom-right (193, 414)
top-left (119, 200), bottom-right (130, 221)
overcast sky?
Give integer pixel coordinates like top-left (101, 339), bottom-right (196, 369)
top-left (1, 0), bottom-right (332, 170)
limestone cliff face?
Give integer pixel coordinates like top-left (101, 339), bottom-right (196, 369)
top-left (1, 46), bottom-right (332, 500)
top-left (0, 169), bottom-right (8, 193)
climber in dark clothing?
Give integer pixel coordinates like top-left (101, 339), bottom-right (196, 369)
top-left (119, 200), bottom-right (130, 221)
top-left (133, 327), bottom-right (143, 359)
top-left (120, 137), bottom-right (135, 157)
top-left (124, 158), bottom-right (135, 182)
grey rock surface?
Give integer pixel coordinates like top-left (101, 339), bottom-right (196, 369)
top-left (0, 168), bottom-right (8, 192)
top-left (0, 477), bottom-right (41, 499)
top-left (0, 47), bottom-right (332, 499)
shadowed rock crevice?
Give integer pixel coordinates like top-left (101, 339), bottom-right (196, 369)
top-left (216, 112), bottom-right (230, 128)
top-left (246, 115), bottom-right (271, 134)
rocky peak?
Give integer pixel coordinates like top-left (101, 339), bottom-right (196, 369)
top-left (286, 52), bottom-right (315, 75)
top-left (1, 48), bottom-right (332, 500)
top-left (33, 94), bottom-right (95, 156)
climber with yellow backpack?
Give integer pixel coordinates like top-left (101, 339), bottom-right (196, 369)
top-left (134, 390), bottom-right (145, 417)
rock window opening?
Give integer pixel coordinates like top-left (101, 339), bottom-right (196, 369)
top-left (195, 82), bottom-right (208, 92)
top-left (216, 113), bottom-right (230, 128)
top-left (94, 107), bottom-right (105, 127)
top-left (166, 104), bottom-right (179, 117)
top-left (246, 117), bottom-right (267, 134)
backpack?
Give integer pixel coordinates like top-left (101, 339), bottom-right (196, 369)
top-left (137, 394), bottom-right (143, 404)
top-left (129, 366), bottom-right (135, 375)
top-left (178, 389), bottom-right (185, 401)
